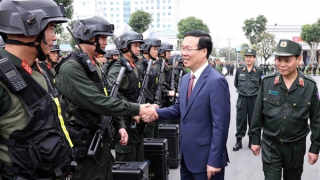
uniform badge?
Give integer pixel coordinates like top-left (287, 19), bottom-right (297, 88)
top-left (274, 76), bottom-right (279, 85)
top-left (35, 61), bottom-right (43, 74)
top-left (242, 67), bottom-right (245, 71)
top-left (248, 49), bottom-right (252, 52)
top-left (240, 74), bottom-right (245, 76)
top-left (268, 90), bottom-right (279, 96)
top-left (280, 41), bottom-right (287, 47)
top-left (299, 77), bottom-right (304, 87)
top-left (21, 59), bottom-right (32, 75)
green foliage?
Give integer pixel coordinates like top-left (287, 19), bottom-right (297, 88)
top-left (239, 43), bottom-right (250, 60)
top-left (301, 19), bottom-right (320, 62)
top-left (177, 16), bottom-right (210, 39)
top-left (219, 47), bottom-right (237, 61)
top-left (128, 10), bottom-right (152, 33)
top-left (242, 15), bottom-right (267, 45)
top-left (53, 0), bottom-right (74, 35)
top-left (255, 32), bottom-right (276, 62)
top-left (67, 20), bottom-right (76, 49)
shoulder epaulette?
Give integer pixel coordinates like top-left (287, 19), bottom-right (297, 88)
top-left (236, 66), bottom-right (243, 70)
top-left (304, 74), bottom-right (316, 84)
top-left (255, 66), bottom-right (262, 71)
top-left (263, 72), bottom-right (277, 79)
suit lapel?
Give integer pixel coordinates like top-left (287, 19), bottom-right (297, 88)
top-left (182, 65), bottom-right (211, 120)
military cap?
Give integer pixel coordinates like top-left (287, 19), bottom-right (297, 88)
top-left (245, 49), bottom-right (256, 56)
top-left (273, 39), bottom-right (302, 56)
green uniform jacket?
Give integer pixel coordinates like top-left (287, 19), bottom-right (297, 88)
top-left (234, 66), bottom-right (263, 96)
top-left (55, 57), bottom-right (140, 128)
top-left (251, 71), bottom-right (320, 154)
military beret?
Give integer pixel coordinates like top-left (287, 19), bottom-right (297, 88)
top-left (273, 39), bottom-right (302, 56)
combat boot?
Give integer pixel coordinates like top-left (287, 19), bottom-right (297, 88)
top-left (248, 137), bottom-right (252, 149)
top-left (233, 138), bottom-right (242, 151)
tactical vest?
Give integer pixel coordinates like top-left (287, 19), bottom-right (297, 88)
top-left (0, 58), bottom-right (72, 179)
top-left (55, 52), bottom-right (109, 162)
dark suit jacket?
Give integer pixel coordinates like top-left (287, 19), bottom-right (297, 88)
top-left (156, 65), bottom-right (230, 173)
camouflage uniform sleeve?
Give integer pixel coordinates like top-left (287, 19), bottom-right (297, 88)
top-left (309, 84), bottom-right (320, 154)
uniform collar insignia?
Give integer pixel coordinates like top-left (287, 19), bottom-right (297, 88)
top-left (280, 41), bottom-right (287, 47)
top-left (242, 67), bottom-right (245, 71)
top-left (274, 76), bottom-right (280, 85)
top-left (299, 77), bottom-right (304, 87)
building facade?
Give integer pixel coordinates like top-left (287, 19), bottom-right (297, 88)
top-left (73, 0), bottom-right (180, 32)
top-left (266, 25), bottom-right (320, 64)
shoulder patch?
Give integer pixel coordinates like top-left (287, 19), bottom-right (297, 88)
top-left (304, 75), bottom-right (316, 84)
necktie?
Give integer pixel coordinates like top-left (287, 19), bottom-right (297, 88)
top-left (187, 74), bottom-right (195, 101)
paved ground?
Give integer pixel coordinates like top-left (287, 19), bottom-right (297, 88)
top-left (115, 74), bottom-right (320, 180)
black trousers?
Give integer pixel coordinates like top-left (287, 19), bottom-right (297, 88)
top-left (235, 95), bottom-right (257, 138)
top-left (261, 138), bottom-right (305, 180)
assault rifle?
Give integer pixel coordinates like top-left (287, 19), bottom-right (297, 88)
top-left (154, 59), bottom-right (165, 106)
top-left (88, 66), bottom-right (126, 163)
top-left (169, 58), bottom-right (176, 103)
top-left (131, 59), bottom-right (152, 129)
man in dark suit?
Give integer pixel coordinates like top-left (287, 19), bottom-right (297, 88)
top-left (144, 30), bottom-right (230, 180)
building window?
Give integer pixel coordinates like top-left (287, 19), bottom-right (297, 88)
top-left (116, 8), bottom-right (119, 11)
top-left (135, 7), bottom-right (138, 10)
top-left (146, 6), bottom-right (149, 10)
top-left (151, 0), bottom-right (154, 3)
top-left (141, 7), bottom-right (143, 10)
top-left (141, 1), bottom-right (143, 4)
top-left (111, 14), bottom-right (114, 17)
top-left (163, 0), bottom-right (166, 3)
top-left (135, 1), bottom-right (138, 4)
top-left (157, 24), bottom-right (160, 28)
top-left (168, 0), bottom-right (171, 2)
top-left (82, 2), bottom-right (85, 5)
top-left (163, 25), bottom-right (166, 28)
top-left (111, 8), bottom-right (114, 11)
top-left (116, 14), bottom-right (119, 17)
top-left (110, 2), bottom-right (113, 5)
top-left (125, 19), bottom-right (129, 23)
top-left (151, 25), bottom-right (154, 28)
top-left (168, 24), bottom-right (171, 28)
top-left (103, 1), bottom-right (106, 5)
top-left (168, 12), bottom-right (171, 15)
top-left (117, 26), bottom-right (119, 29)
top-left (123, 0), bottom-right (130, 6)
top-left (168, 6), bottom-right (171, 9)
top-left (157, 6), bottom-right (160, 9)
top-left (117, 2), bottom-right (119, 5)
top-left (146, 0), bottom-right (149, 3)
top-left (151, 6), bottom-right (154, 9)
top-left (163, 6), bottom-right (166, 9)
top-left (163, 12), bottom-right (166, 15)
top-left (117, 20), bottom-right (119, 23)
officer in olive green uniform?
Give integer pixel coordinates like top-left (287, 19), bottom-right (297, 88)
top-left (0, 0), bottom-right (73, 179)
top-left (55, 17), bottom-right (156, 180)
top-left (107, 31), bottom-right (146, 162)
top-left (251, 39), bottom-right (320, 180)
top-left (233, 49), bottom-right (263, 151)
top-left (138, 37), bottom-right (161, 138)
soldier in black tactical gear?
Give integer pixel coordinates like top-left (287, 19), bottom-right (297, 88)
top-left (138, 37), bottom-right (161, 138)
top-left (55, 17), bottom-right (157, 180)
top-left (39, 44), bottom-right (61, 79)
top-left (156, 42), bottom-right (176, 107)
top-left (107, 31), bottom-right (150, 162)
top-left (0, 0), bottom-right (74, 179)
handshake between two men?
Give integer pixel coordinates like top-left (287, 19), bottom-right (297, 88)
top-left (135, 104), bottom-right (160, 124)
